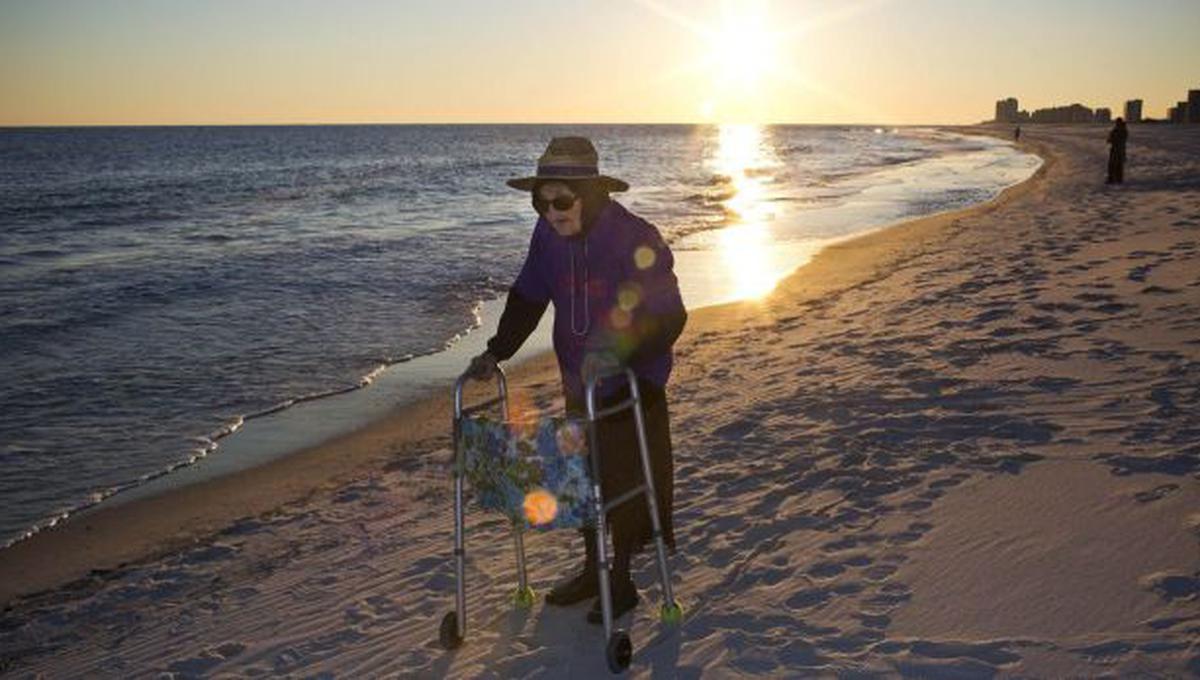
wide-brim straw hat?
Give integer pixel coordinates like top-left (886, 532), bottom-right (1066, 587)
top-left (506, 136), bottom-right (629, 192)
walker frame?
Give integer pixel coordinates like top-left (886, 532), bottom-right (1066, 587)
top-left (439, 364), bottom-right (681, 673)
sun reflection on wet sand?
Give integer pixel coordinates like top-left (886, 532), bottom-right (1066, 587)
top-left (718, 223), bottom-right (776, 299)
top-left (711, 123), bottom-right (783, 300)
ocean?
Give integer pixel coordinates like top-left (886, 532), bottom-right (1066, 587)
top-left (0, 124), bottom-right (1039, 547)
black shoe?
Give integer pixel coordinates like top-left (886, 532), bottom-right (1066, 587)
top-left (545, 570), bottom-right (598, 606)
top-left (586, 581), bottom-right (639, 624)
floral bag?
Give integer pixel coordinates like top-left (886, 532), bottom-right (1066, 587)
top-left (458, 415), bottom-right (596, 530)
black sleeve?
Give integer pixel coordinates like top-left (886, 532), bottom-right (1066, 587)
top-left (486, 287), bottom-right (549, 361)
top-left (624, 308), bottom-right (687, 365)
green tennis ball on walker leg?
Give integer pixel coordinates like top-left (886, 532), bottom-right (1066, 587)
top-left (512, 586), bottom-right (536, 609)
top-left (660, 602), bottom-right (683, 625)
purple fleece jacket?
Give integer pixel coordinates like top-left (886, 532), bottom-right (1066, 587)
top-left (511, 200), bottom-right (685, 403)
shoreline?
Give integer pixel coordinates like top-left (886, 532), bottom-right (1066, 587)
top-left (0, 127), bottom-right (1033, 550)
top-left (0, 126), bottom-right (977, 548)
top-left (0, 126), bottom-right (1049, 607)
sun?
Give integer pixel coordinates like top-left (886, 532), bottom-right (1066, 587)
top-left (636, 0), bottom-right (882, 123)
top-left (709, 5), bottom-right (779, 90)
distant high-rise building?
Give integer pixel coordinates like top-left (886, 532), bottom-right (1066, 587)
top-left (995, 97), bottom-right (1019, 123)
top-left (1095, 108), bottom-right (1112, 123)
top-left (1124, 99), bottom-right (1142, 123)
top-left (1188, 90), bottom-right (1200, 123)
top-left (1030, 103), bottom-right (1094, 124)
top-left (1170, 102), bottom-right (1187, 123)
top-left (1071, 104), bottom-right (1094, 123)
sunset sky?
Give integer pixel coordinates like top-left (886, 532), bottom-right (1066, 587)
top-left (2, 0), bottom-right (1197, 126)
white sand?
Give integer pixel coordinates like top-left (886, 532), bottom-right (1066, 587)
top-left (1, 125), bottom-right (1198, 677)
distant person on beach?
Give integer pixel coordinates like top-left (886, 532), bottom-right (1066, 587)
top-left (466, 136), bottom-right (687, 623)
top-left (1107, 118), bottom-right (1128, 184)
top-left (1014, 125), bottom-right (1021, 142)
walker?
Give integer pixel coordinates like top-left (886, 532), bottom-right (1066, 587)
top-left (439, 364), bottom-right (681, 673)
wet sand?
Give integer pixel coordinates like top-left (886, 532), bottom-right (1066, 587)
top-left (2, 125), bottom-right (1198, 677)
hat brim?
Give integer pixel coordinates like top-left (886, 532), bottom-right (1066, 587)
top-left (506, 175), bottom-right (629, 192)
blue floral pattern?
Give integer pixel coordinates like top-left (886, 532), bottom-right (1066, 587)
top-left (459, 415), bottom-right (596, 530)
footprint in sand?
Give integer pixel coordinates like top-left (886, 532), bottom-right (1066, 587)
top-left (1185, 514), bottom-right (1200, 542)
top-left (1075, 291), bottom-right (1116, 303)
top-left (820, 536), bottom-right (860, 553)
top-left (888, 522), bottom-right (933, 545)
top-left (163, 642), bottom-right (246, 677)
top-left (807, 561), bottom-right (846, 579)
top-left (785, 587), bottom-right (831, 610)
top-left (970, 307), bottom-right (1015, 325)
top-left (1074, 640), bottom-right (1135, 664)
top-left (844, 554), bottom-right (873, 567)
top-left (709, 416), bottom-right (762, 442)
top-left (854, 612), bottom-right (891, 629)
top-left (863, 582), bottom-right (912, 609)
top-left (1141, 571), bottom-right (1200, 602)
top-left (863, 564), bottom-right (899, 582)
top-left (1134, 484), bottom-right (1180, 504)
top-left (1095, 452), bottom-right (1200, 476)
top-left (1128, 264), bottom-right (1153, 281)
top-left (1143, 614), bottom-right (1200, 631)
top-left (928, 473), bottom-right (970, 490)
top-left (900, 498), bottom-right (934, 511)
top-left (820, 628), bottom-right (884, 653)
top-left (1142, 285), bottom-right (1180, 295)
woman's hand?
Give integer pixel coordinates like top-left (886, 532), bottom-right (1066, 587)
top-left (465, 351), bottom-right (498, 381)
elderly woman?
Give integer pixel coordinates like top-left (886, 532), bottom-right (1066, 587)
top-left (467, 136), bottom-right (686, 623)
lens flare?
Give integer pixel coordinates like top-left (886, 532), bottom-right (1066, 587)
top-left (523, 488), bottom-right (558, 525)
top-left (618, 283), bottom-right (642, 311)
top-left (556, 421), bottom-right (586, 455)
top-left (634, 246), bottom-right (657, 270)
top-left (506, 389), bottom-right (540, 439)
top-left (610, 307), bottom-right (633, 330)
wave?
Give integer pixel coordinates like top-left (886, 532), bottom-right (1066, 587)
top-left (0, 273), bottom-right (501, 550)
top-left (184, 232), bottom-right (237, 243)
top-left (780, 144), bottom-right (813, 155)
top-left (9, 247), bottom-right (68, 259)
top-left (0, 343), bottom-right (444, 551)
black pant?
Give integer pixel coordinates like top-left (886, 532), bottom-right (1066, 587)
top-left (1107, 148), bottom-right (1125, 183)
top-left (567, 379), bottom-right (675, 557)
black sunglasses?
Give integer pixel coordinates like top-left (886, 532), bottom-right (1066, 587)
top-left (532, 193), bottom-right (579, 213)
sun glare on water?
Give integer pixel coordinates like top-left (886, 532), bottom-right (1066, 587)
top-left (712, 123), bottom-right (780, 300)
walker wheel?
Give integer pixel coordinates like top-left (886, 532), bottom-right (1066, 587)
top-left (605, 630), bottom-right (632, 673)
top-left (439, 611), bottom-right (463, 649)
top-left (512, 585), bottom-right (536, 609)
top-left (660, 602), bottom-right (684, 625)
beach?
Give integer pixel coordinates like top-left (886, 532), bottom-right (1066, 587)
top-left (2, 124), bottom-right (1198, 676)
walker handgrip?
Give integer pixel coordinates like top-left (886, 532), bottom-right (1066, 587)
top-left (583, 367), bottom-right (638, 422)
top-left (583, 366), bottom-right (637, 396)
top-left (454, 364), bottom-right (508, 421)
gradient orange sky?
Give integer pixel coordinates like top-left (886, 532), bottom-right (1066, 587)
top-left (2, 0), bottom-right (1197, 126)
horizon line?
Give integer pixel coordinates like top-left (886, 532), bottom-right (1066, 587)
top-left (0, 119), bottom-right (991, 130)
